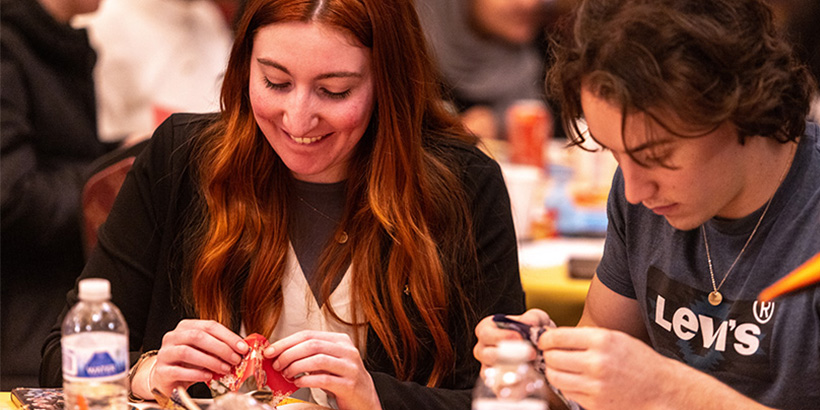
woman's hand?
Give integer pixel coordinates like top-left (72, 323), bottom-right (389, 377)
top-left (473, 308), bottom-right (554, 369)
top-left (133, 319), bottom-right (249, 399)
top-left (264, 330), bottom-right (381, 410)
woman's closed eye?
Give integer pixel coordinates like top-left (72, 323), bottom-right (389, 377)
top-left (263, 77), bottom-right (289, 90)
top-left (320, 88), bottom-right (351, 100)
top-left (262, 77), bottom-right (351, 100)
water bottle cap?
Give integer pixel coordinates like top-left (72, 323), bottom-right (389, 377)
top-left (78, 278), bottom-right (111, 301)
top-left (497, 340), bottom-right (534, 362)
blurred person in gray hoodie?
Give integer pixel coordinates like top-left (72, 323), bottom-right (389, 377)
top-left (416, 0), bottom-right (553, 141)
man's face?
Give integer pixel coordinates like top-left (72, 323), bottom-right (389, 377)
top-left (580, 87), bottom-right (756, 230)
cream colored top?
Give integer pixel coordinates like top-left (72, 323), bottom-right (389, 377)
top-left (244, 244), bottom-right (364, 408)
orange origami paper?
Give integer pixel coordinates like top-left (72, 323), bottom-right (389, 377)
top-left (758, 252), bottom-right (820, 301)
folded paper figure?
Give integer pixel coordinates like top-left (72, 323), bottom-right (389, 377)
top-left (491, 314), bottom-right (580, 410)
top-left (209, 334), bottom-right (298, 405)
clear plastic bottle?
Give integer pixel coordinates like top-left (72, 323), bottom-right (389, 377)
top-left (62, 278), bottom-right (129, 410)
top-left (472, 340), bottom-right (549, 410)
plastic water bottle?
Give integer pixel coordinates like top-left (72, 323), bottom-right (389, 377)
top-left (472, 340), bottom-right (549, 410)
top-left (62, 278), bottom-right (129, 410)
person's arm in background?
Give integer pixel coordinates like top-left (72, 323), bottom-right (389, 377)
top-left (0, 56), bottom-right (93, 254)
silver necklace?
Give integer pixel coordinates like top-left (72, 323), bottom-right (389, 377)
top-left (296, 195), bottom-right (348, 244)
top-left (701, 145), bottom-right (794, 306)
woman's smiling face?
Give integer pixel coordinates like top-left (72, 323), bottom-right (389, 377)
top-left (249, 21), bottom-right (375, 183)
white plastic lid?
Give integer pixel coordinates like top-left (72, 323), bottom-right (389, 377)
top-left (497, 340), bottom-right (535, 363)
top-left (78, 278), bottom-right (111, 302)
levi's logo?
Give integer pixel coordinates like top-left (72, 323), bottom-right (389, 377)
top-left (653, 294), bottom-right (768, 356)
top-left (645, 266), bottom-right (773, 380)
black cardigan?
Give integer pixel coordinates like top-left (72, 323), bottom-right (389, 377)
top-left (40, 113), bottom-right (525, 409)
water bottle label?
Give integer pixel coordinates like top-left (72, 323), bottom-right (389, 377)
top-left (62, 332), bottom-right (128, 381)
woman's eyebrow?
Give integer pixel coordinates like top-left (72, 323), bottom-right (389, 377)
top-left (256, 58), bottom-right (362, 80)
top-left (316, 71), bottom-right (362, 80)
top-left (257, 58), bottom-right (290, 74)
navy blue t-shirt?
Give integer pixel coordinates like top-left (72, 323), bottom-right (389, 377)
top-left (597, 122), bottom-right (820, 409)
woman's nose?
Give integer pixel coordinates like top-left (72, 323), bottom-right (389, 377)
top-left (282, 93), bottom-right (318, 137)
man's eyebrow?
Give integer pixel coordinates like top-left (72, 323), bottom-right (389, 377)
top-left (628, 139), bottom-right (673, 153)
top-left (587, 132), bottom-right (672, 153)
top-left (256, 58), bottom-right (362, 80)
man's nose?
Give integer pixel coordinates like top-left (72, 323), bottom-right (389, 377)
top-left (620, 157), bottom-right (657, 205)
top-left (282, 92), bottom-right (318, 137)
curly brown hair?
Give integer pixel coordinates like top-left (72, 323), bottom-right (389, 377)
top-left (547, 0), bottom-right (817, 162)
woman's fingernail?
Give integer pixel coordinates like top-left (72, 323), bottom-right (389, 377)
top-left (264, 346), bottom-right (275, 357)
top-left (272, 360), bottom-right (281, 371)
top-left (237, 341), bottom-right (248, 351)
top-left (221, 363), bottom-right (231, 373)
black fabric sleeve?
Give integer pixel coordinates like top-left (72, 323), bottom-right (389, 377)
top-left (40, 115), bottom-right (198, 386)
top-left (371, 146), bottom-right (525, 410)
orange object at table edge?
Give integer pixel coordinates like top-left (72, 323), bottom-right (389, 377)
top-left (758, 251), bottom-right (820, 301)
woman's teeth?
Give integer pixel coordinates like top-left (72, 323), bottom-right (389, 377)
top-left (291, 134), bottom-right (325, 144)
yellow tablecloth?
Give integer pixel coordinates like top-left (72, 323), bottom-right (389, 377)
top-left (518, 238), bottom-right (601, 326)
top-left (1, 392), bottom-right (15, 409)
top-left (521, 264), bottom-right (591, 326)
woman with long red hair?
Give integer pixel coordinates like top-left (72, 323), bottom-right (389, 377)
top-left (40, 0), bottom-right (524, 408)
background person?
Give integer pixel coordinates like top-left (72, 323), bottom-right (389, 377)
top-left (474, 0), bottom-right (819, 409)
top-left (77, 0), bottom-right (236, 143)
top-left (415, 0), bottom-right (552, 141)
top-left (773, 0), bottom-right (820, 121)
top-left (40, 0), bottom-right (525, 408)
top-left (0, 0), bottom-right (112, 389)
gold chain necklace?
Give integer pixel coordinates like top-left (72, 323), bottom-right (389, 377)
top-left (701, 144), bottom-right (794, 306)
top-left (296, 195), bottom-right (349, 244)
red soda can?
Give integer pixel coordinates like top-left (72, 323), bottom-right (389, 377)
top-left (506, 99), bottom-right (551, 168)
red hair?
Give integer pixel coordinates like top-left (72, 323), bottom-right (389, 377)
top-left (190, 0), bottom-right (479, 386)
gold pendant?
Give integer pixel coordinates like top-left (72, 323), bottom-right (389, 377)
top-left (708, 291), bottom-right (723, 306)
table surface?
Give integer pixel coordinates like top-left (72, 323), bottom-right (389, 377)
top-left (518, 238), bottom-right (603, 326)
top-left (0, 391), bottom-right (322, 409)
top-left (0, 392), bottom-right (13, 409)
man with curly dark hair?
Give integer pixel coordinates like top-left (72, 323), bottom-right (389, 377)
top-left (475, 1), bottom-right (819, 409)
